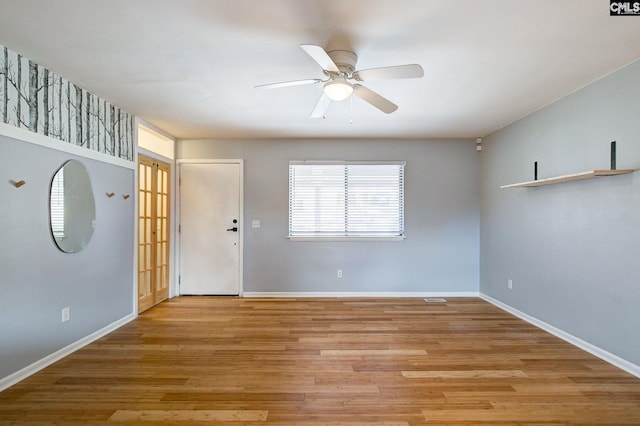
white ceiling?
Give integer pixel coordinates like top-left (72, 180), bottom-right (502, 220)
top-left (0, 0), bottom-right (639, 140)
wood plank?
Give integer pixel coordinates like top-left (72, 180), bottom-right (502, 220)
top-left (500, 168), bottom-right (635, 188)
top-left (109, 409), bottom-right (268, 421)
top-left (321, 349), bottom-right (427, 356)
top-left (422, 404), bottom-right (640, 423)
top-left (402, 369), bottom-right (527, 378)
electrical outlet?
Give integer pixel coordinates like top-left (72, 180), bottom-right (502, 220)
top-left (507, 279), bottom-right (513, 290)
top-left (337, 269), bottom-right (343, 278)
top-left (61, 307), bottom-right (70, 322)
top-left (252, 219), bottom-right (261, 229)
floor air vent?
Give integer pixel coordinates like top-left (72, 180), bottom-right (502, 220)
top-left (424, 298), bottom-right (447, 303)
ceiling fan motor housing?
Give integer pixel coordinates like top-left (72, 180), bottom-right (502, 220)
top-left (327, 50), bottom-right (358, 75)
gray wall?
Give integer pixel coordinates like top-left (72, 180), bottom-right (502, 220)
top-left (480, 60), bottom-right (640, 366)
top-left (0, 135), bottom-right (134, 379)
top-left (179, 138), bottom-right (479, 294)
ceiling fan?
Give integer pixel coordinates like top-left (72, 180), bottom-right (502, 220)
top-left (256, 44), bottom-right (424, 118)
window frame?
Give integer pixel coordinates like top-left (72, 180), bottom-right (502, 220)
top-left (288, 160), bottom-right (406, 242)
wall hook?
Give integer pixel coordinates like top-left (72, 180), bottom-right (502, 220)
top-left (106, 192), bottom-right (115, 198)
top-left (12, 180), bottom-right (26, 188)
top-left (123, 194), bottom-right (130, 200)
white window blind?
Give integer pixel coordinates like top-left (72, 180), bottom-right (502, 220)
top-left (289, 161), bottom-right (405, 239)
top-left (50, 167), bottom-right (65, 239)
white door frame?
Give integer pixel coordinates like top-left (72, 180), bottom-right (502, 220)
top-left (175, 159), bottom-right (244, 296)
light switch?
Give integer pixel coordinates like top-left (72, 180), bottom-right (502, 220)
top-left (252, 219), bottom-right (261, 229)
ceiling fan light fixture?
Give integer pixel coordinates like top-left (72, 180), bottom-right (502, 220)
top-left (323, 79), bottom-right (353, 101)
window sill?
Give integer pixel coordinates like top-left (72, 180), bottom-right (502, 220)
top-left (287, 236), bottom-right (406, 242)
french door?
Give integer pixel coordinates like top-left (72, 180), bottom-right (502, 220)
top-left (138, 156), bottom-right (170, 313)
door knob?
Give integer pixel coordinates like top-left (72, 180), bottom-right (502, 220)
top-left (226, 227), bottom-right (238, 232)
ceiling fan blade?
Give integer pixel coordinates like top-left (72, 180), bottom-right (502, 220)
top-left (310, 93), bottom-right (332, 118)
top-left (353, 64), bottom-right (424, 82)
top-left (352, 84), bottom-right (398, 114)
top-left (255, 79), bottom-right (322, 89)
top-left (300, 44), bottom-right (340, 73)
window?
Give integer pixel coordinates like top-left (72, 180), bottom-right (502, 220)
top-left (288, 161), bottom-right (405, 239)
top-left (50, 167), bottom-right (65, 239)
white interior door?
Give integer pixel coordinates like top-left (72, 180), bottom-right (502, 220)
top-left (179, 162), bottom-right (241, 295)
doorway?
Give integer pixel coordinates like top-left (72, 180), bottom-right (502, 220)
top-left (178, 161), bottom-right (243, 295)
top-left (137, 155), bottom-right (171, 313)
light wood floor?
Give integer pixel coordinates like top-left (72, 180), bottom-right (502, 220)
top-left (1, 297), bottom-right (639, 425)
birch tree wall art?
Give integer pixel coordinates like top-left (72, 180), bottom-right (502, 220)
top-left (0, 44), bottom-right (134, 161)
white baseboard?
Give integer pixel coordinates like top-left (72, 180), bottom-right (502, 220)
top-left (243, 291), bottom-right (479, 298)
top-left (480, 293), bottom-right (640, 378)
top-left (0, 313), bottom-right (136, 392)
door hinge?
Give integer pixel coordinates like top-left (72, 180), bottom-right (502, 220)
top-left (178, 224), bottom-right (181, 233)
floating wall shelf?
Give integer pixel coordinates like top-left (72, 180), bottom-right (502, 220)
top-left (501, 141), bottom-right (636, 189)
top-left (500, 169), bottom-right (635, 189)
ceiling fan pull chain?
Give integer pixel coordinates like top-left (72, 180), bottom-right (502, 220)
top-left (350, 95), bottom-right (354, 125)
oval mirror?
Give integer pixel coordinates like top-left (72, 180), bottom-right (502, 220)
top-left (49, 160), bottom-right (96, 253)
